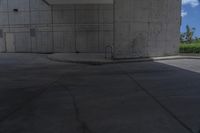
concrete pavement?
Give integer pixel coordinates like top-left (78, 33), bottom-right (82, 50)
top-left (0, 54), bottom-right (200, 133)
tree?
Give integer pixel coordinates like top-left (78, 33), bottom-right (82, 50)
top-left (180, 32), bottom-right (186, 43)
top-left (185, 25), bottom-right (195, 44)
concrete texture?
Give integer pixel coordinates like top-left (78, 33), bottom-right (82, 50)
top-left (114, 0), bottom-right (181, 58)
top-left (1, 53), bottom-right (200, 132)
top-left (0, 0), bottom-right (181, 58)
top-left (45, 0), bottom-right (113, 4)
top-left (0, 0), bottom-right (113, 53)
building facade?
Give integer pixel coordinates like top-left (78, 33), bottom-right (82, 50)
top-left (0, 0), bottom-right (181, 58)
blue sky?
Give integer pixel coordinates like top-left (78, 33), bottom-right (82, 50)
top-left (181, 0), bottom-right (200, 37)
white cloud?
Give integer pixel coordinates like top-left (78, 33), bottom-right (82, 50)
top-left (181, 10), bottom-right (188, 17)
top-left (182, 0), bottom-right (199, 7)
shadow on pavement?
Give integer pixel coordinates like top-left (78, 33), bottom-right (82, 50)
top-left (0, 57), bottom-right (200, 133)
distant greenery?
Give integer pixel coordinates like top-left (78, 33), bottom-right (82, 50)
top-left (180, 25), bottom-right (200, 53)
top-left (180, 40), bottom-right (200, 53)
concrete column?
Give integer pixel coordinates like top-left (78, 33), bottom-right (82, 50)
top-left (113, 0), bottom-right (181, 58)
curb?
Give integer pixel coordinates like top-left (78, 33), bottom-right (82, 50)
top-left (47, 55), bottom-right (200, 65)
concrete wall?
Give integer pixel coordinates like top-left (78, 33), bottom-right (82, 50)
top-left (0, 0), bottom-right (53, 53)
top-left (53, 4), bottom-right (113, 53)
top-left (0, 0), bottom-right (181, 58)
top-left (45, 0), bottom-right (113, 4)
top-left (0, 0), bottom-right (113, 53)
top-left (114, 0), bottom-right (181, 58)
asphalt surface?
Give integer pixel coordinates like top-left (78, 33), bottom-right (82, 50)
top-left (0, 54), bottom-right (200, 133)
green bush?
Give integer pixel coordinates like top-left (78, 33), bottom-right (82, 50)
top-left (180, 42), bottom-right (200, 53)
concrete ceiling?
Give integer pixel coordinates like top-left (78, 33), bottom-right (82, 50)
top-left (44, 0), bottom-right (113, 4)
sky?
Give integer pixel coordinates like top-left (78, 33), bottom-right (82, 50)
top-left (181, 0), bottom-right (200, 37)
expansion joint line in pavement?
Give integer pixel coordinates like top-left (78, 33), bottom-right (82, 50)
top-left (117, 65), bottom-right (194, 133)
top-left (59, 83), bottom-right (93, 133)
top-left (0, 72), bottom-right (70, 124)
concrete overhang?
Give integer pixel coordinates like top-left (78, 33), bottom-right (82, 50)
top-left (43, 0), bottom-right (113, 5)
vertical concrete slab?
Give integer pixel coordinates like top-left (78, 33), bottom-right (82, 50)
top-left (30, 10), bottom-right (51, 24)
top-left (165, 0), bottom-right (181, 55)
top-left (75, 5), bottom-right (98, 53)
top-left (52, 5), bottom-right (76, 52)
top-left (36, 31), bottom-right (53, 53)
top-left (0, 38), bottom-right (6, 52)
top-left (8, 0), bottom-right (30, 11)
top-left (5, 33), bottom-right (15, 52)
top-left (87, 31), bottom-right (99, 52)
top-left (52, 7), bottom-right (75, 24)
top-left (14, 33), bottom-right (31, 52)
top-left (0, 0), bottom-right (8, 52)
top-left (0, 0), bottom-right (8, 12)
top-left (76, 6), bottom-right (99, 24)
top-left (8, 0), bottom-right (30, 25)
top-left (99, 4), bottom-right (113, 24)
top-left (76, 25), bottom-right (99, 53)
top-left (53, 31), bottom-right (76, 52)
top-left (74, 4), bottom-right (113, 53)
top-left (31, 26), bottom-right (53, 53)
top-left (76, 31), bottom-right (87, 52)
top-left (99, 24), bottom-right (113, 52)
top-left (53, 32), bottom-right (64, 52)
top-left (9, 12), bottom-right (30, 25)
top-left (0, 13), bottom-right (9, 25)
top-left (114, 0), bottom-right (131, 58)
top-left (0, 29), bottom-right (5, 52)
top-left (114, 0), bottom-right (181, 58)
top-left (0, 28), bottom-right (9, 52)
top-left (29, 0), bottom-right (53, 53)
top-left (99, 4), bottom-right (114, 53)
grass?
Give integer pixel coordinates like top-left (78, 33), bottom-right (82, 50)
top-left (180, 41), bottom-right (200, 53)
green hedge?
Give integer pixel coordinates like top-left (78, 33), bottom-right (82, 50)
top-left (180, 43), bottom-right (200, 53)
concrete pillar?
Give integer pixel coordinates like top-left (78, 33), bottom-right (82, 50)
top-left (113, 0), bottom-right (181, 58)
